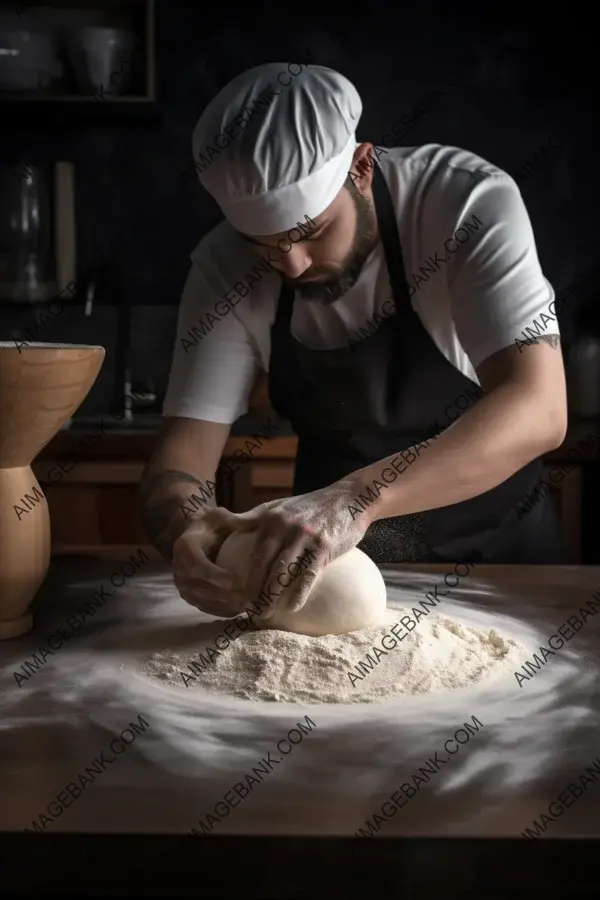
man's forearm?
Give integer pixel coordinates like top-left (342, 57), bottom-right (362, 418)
top-left (346, 381), bottom-right (565, 524)
top-left (139, 468), bottom-right (216, 562)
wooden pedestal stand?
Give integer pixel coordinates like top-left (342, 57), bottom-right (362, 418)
top-left (0, 343), bottom-right (105, 639)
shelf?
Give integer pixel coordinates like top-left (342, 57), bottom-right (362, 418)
top-left (0, 0), bottom-right (156, 124)
top-left (0, 96), bottom-right (161, 124)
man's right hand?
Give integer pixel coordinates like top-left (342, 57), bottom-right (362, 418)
top-left (172, 506), bottom-right (248, 618)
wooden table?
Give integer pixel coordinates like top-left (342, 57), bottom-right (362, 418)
top-left (1, 558), bottom-right (598, 896)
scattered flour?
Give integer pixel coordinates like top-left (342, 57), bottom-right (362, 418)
top-left (140, 607), bottom-right (527, 704)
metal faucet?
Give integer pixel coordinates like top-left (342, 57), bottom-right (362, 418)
top-left (114, 285), bottom-right (156, 420)
top-left (111, 273), bottom-right (132, 420)
top-left (122, 366), bottom-right (135, 422)
top-left (86, 271), bottom-right (156, 422)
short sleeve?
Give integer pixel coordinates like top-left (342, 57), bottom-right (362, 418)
top-left (448, 174), bottom-right (559, 369)
top-left (163, 263), bottom-right (261, 424)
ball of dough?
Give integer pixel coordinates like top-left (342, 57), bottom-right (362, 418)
top-left (215, 530), bottom-right (387, 636)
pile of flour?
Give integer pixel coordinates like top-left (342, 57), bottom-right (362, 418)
top-left (140, 607), bottom-right (527, 704)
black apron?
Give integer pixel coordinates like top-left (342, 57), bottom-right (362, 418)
top-left (267, 164), bottom-right (567, 565)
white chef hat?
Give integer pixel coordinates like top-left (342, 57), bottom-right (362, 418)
top-left (192, 63), bottom-right (362, 235)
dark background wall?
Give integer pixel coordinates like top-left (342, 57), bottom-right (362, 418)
top-left (1, 2), bottom-right (598, 411)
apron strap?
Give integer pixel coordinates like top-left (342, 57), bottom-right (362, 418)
top-left (371, 162), bottom-right (414, 322)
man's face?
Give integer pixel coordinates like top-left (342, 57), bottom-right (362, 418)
top-left (238, 157), bottom-right (379, 304)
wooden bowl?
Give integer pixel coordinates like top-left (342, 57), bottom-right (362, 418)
top-left (0, 342), bottom-right (105, 639)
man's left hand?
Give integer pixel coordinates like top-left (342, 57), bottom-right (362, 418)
top-left (232, 478), bottom-right (371, 619)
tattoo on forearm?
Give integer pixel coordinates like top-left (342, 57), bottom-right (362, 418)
top-left (139, 469), bottom-right (208, 560)
top-left (140, 495), bottom-right (184, 561)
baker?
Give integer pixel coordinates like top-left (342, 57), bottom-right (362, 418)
top-left (139, 62), bottom-right (567, 621)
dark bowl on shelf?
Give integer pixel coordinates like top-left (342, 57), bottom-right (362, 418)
top-left (64, 25), bottom-right (136, 97)
top-left (0, 26), bottom-right (63, 91)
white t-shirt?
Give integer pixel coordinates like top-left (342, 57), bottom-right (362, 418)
top-left (164, 143), bottom-right (558, 424)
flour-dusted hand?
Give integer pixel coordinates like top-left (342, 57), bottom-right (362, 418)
top-left (172, 506), bottom-right (248, 618)
top-left (230, 479), bottom-right (371, 619)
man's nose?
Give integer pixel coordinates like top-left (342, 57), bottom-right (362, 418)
top-left (276, 244), bottom-right (312, 279)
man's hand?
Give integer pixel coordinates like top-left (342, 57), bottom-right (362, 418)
top-left (231, 478), bottom-right (370, 619)
top-left (172, 506), bottom-right (248, 618)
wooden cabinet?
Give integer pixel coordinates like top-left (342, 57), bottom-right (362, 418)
top-left (33, 372), bottom-right (592, 560)
top-left (30, 372), bottom-right (590, 562)
top-left (31, 442), bottom-right (298, 558)
top-left (32, 461), bottom-right (153, 558)
top-left (32, 453), bottom-right (585, 563)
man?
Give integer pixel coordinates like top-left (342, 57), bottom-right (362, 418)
top-left (140, 62), bottom-right (567, 623)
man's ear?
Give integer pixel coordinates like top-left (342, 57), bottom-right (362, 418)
top-left (348, 142), bottom-right (376, 193)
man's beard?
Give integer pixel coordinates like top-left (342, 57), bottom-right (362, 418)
top-left (281, 185), bottom-right (378, 305)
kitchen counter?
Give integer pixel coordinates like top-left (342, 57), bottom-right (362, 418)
top-left (1, 559), bottom-right (599, 895)
top-left (40, 410), bottom-right (293, 460)
top-left (38, 415), bottom-right (600, 465)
